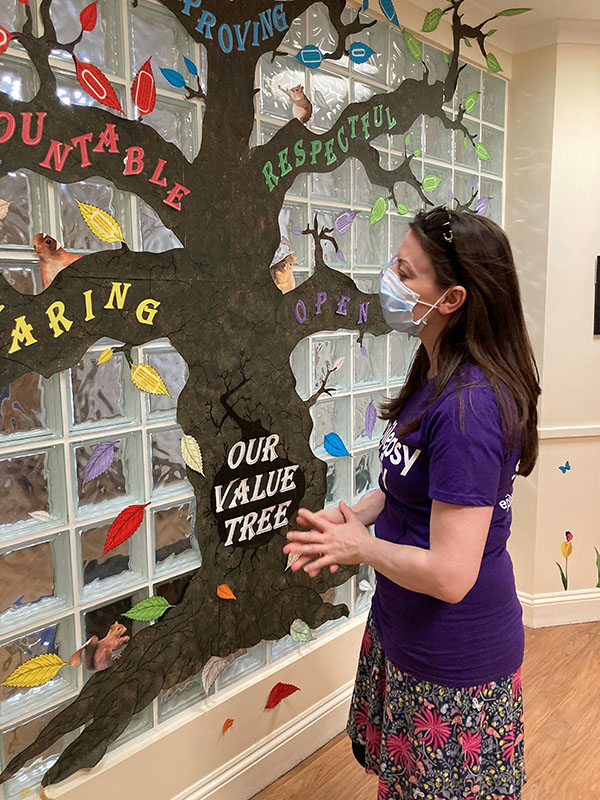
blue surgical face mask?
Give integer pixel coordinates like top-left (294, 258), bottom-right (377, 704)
top-left (378, 267), bottom-right (451, 337)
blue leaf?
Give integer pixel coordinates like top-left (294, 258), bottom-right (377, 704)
top-left (363, 0), bottom-right (369, 8)
top-left (379, 0), bottom-right (399, 26)
top-left (183, 57), bottom-right (198, 76)
top-left (296, 45), bottom-right (323, 70)
top-left (348, 41), bottom-right (376, 64)
top-left (160, 68), bottom-right (186, 88)
top-left (323, 432), bottom-right (351, 457)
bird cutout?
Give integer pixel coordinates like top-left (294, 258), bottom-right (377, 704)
top-left (558, 461), bottom-right (570, 473)
top-left (33, 233), bottom-right (84, 290)
top-left (269, 236), bottom-right (296, 294)
top-left (68, 622), bottom-right (130, 672)
top-left (278, 83), bottom-right (313, 125)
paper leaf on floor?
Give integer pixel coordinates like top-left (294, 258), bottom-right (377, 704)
top-left (97, 347), bottom-right (114, 365)
top-left (332, 356), bottom-right (345, 371)
top-left (73, 57), bottom-right (123, 113)
top-left (1, 653), bottom-right (68, 688)
top-left (103, 503), bottom-right (149, 554)
top-left (132, 57), bottom-right (156, 117)
top-left (285, 552), bottom-right (301, 570)
top-left (83, 441), bottom-right (116, 485)
top-left (181, 433), bottom-right (205, 475)
top-left (76, 199), bottom-right (125, 243)
top-left (0, 199), bottom-right (11, 220)
top-left (222, 718), bottom-right (234, 734)
top-left (324, 432), bottom-right (350, 457)
top-left (79, 1), bottom-right (97, 31)
top-left (217, 583), bottom-right (236, 600)
top-left (202, 648), bottom-right (247, 692)
top-left (130, 363), bottom-right (170, 396)
top-left (123, 596), bottom-right (174, 621)
top-left (359, 579), bottom-right (373, 593)
top-left (28, 510), bottom-right (52, 523)
top-left (265, 682), bottom-right (300, 709)
top-left (364, 401), bottom-right (377, 439)
top-left (290, 619), bottom-right (314, 642)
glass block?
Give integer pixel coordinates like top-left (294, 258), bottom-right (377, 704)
top-left (308, 4), bottom-right (349, 69)
top-left (139, 197), bottom-right (184, 253)
top-left (58, 180), bottom-right (130, 251)
top-left (424, 44), bottom-right (452, 88)
top-left (390, 115), bottom-right (422, 156)
top-left (78, 517), bottom-right (146, 602)
top-left (354, 563), bottom-right (376, 614)
top-left (150, 426), bottom-right (190, 498)
top-left (311, 395), bottom-right (351, 459)
top-left (353, 449), bottom-right (382, 501)
top-left (0, 262), bottom-right (40, 295)
top-left (421, 162), bottom-right (451, 207)
top-left (280, 6), bottom-right (305, 51)
top-left (258, 54), bottom-right (305, 122)
top-left (144, 347), bottom-right (188, 419)
top-left (353, 332), bottom-right (386, 387)
top-left (454, 116), bottom-right (480, 171)
top-left (389, 29), bottom-right (423, 86)
top-left (453, 169), bottom-right (478, 212)
top-left (482, 72), bottom-right (506, 127)
top-left (348, 15), bottom-right (388, 82)
top-left (312, 335), bottom-right (351, 393)
top-left (72, 432), bottom-right (144, 518)
top-left (217, 641), bottom-right (267, 690)
top-left (0, 170), bottom-right (43, 248)
top-left (279, 201), bottom-right (308, 268)
top-left (354, 391), bottom-right (386, 447)
top-left (142, 97), bottom-right (197, 161)
top-left (0, 446), bottom-right (66, 536)
top-left (130, 1), bottom-right (193, 82)
top-left (0, 54), bottom-right (38, 103)
top-left (311, 160), bottom-right (351, 204)
top-left (457, 62), bottom-right (481, 114)
top-left (353, 272), bottom-right (379, 294)
top-left (152, 498), bottom-right (200, 577)
top-left (289, 337), bottom-right (310, 401)
top-left (55, 68), bottom-right (126, 111)
top-left (0, 372), bottom-right (61, 442)
top-left (389, 330), bottom-right (418, 381)
top-left (0, 616), bottom-right (77, 726)
top-left (480, 177), bottom-right (503, 226)
top-left (353, 210), bottom-right (388, 269)
top-left (269, 632), bottom-right (302, 661)
top-left (314, 578), bottom-right (351, 635)
top-left (389, 152), bottom-right (422, 213)
top-left (324, 456), bottom-right (351, 508)
top-left (69, 350), bottom-right (139, 430)
top-left (424, 115), bottom-right (453, 163)
top-left (0, 533), bottom-right (72, 635)
top-left (0, 3), bottom-right (26, 32)
top-left (390, 213), bottom-right (411, 255)
top-left (293, 269), bottom-right (310, 288)
top-left (352, 81), bottom-right (388, 147)
top-left (106, 706), bottom-right (153, 753)
top-left (158, 670), bottom-right (207, 723)
top-left (310, 69), bottom-right (350, 132)
top-left (480, 124), bottom-right (504, 178)
top-left (311, 205), bottom-right (349, 269)
top-left (50, 0), bottom-right (122, 74)
top-left (352, 156), bottom-right (387, 207)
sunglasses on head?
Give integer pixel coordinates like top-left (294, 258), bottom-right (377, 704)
top-left (415, 205), bottom-right (464, 281)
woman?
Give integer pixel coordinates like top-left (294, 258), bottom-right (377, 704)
top-left (283, 206), bottom-right (540, 800)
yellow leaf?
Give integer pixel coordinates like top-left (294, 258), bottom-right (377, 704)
top-left (181, 433), bottom-right (205, 476)
top-left (0, 199), bottom-right (11, 221)
top-left (97, 347), bottom-right (114, 365)
top-left (76, 199), bottom-right (125, 243)
top-left (217, 583), bottom-right (236, 600)
top-left (1, 653), bottom-right (68, 688)
top-left (130, 363), bottom-right (170, 396)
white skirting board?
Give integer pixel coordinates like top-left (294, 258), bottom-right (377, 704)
top-left (518, 588), bottom-right (600, 628)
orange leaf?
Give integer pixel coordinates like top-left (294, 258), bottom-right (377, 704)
top-left (103, 503), bottom-right (150, 554)
top-left (265, 682), bottom-right (300, 709)
top-left (80, 1), bottom-right (97, 32)
top-left (222, 718), bottom-right (234, 734)
top-left (217, 584), bottom-right (236, 600)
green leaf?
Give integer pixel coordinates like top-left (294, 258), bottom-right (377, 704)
top-left (123, 596), bottom-right (174, 621)
top-left (463, 135), bottom-right (468, 150)
top-left (290, 618), bottom-right (314, 642)
top-left (422, 174), bottom-right (442, 193)
top-left (486, 28), bottom-right (498, 37)
top-left (442, 52), bottom-right (449, 64)
top-left (396, 203), bottom-right (409, 215)
top-left (475, 142), bottom-right (491, 160)
top-left (464, 90), bottom-right (479, 114)
top-left (555, 561), bottom-right (567, 591)
top-left (497, 8), bottom-right (532, 16)
top-left (405, 132), bottom-right (411, 147)
top-left (486, 52), bottom-right (503, 73)
top-left (403, 29), bottom-right (422, 61)
top-left (464, 37), bottom-right (472, 47)
top-left (370, 196), bottom-right (387, 224)
top-left (422, 7), bottom-right (443, 33)
top-left (413, 149), bottom-right (421, 157)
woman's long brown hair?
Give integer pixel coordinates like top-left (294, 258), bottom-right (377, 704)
top-left (379, 210), bottom-right (541, 477)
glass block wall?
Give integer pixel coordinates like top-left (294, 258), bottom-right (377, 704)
top-left (0, 1), bottom-right (506, 794)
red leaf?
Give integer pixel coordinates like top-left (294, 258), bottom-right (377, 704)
top-left (131, 58), bottom-right (156, 117)
top-left (73, 56), bottom-right (123, 113)
top-left (80, 1), bottom-right (97, 32)
top-left (103, 503), bottom-right (149, 554)
top-left (0, 27), bottom-right (18, 56)
top-left (265, 682), bottom-right (300, 709)
top-left (17, 0), bottom-right (29, 4)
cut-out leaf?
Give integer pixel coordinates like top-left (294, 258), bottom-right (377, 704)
top-left (486, 52), bottom-right (503, 73)
top-left (464, 91), bottom-right (479, 114)
top-left (29, 510), bottom-right (52, 523)
top-left (181, 433), bottom-right (205, 475)
top-left (359, 579), bottom-right (373, 593)
top-left (83, 441), bottom-right (116, 485)
top-left (132, 57), bottom-right (156, 116)
top-left (379, 0), bottom-right (399, 27)
top-left (160, 68), bottom-right (186, 88)
top-left (97, 347), bottom-right (114, 365)
top-left (296, 45), bottom-right (323, 69)
top-left (403, 30), bottom-right (422, 61)
top-left (265, 682), bottom-right (300, 709)
top-left (130, 363), bottom-right (170, 395)
top-left (464, 37), bottom-right (472, 47)
top-left (292, 226), bottom-right (302, 236)
top-left (222, 718), bottom-right (234, 733)
top-left (413, 148), bottom-right (421, 157)
top-left (397, 203), bottom-right (409, 215)
top-left (422, 7), bottom-right (443, 32)
top-left (103, 503), bottom-right (149, 554)
top-left (323, 432), bottom-right (351, 457)
top-left (334, 210), bottom-right (358, 235)
top-left (370, 196), bottom-right (387, 225)
top-left (290, 619), bottom-right (314, 642)
top-left (1, 654), bottom-right (68, 688)
top-left (475, 142), bottom-right (491, 160)
top-left (336, 249), bottom-right (345, 262)
top-left (76, 200), bottom-right (125, 243)
top-left (555, 560), bottom-right (567, 591)
top-left (0, 26), bottom-right (18, 56)
top-left (497, 8), bottom-right (531, 15)
top-left (79, 1), bottom-right (97, 32)
top-left (0, 199), bottom-right (11, 220)
top-left (123, 596), bottom-right (174, 621)
top-left (422, 174), bottom-right (442, 192)
top-left (442, 52), bottom-right (449, 64)
top-left (476, 196), bottom-right (490, 215)
top-left (285, 552), bottom-right (301, 570)
top-left (348, 42), bottom-right (375, 64)
top-left (404, 133), bottom-right (411, 147)
top-left (360, 345), bottom-right (368, 357)
top-left (217, 583), bottom-right (236, 600)
top-left (333, 356), bottom-right (345, 371)
top-left (364, 401), bottom-right (377, 439)
top-left (183, 57), bottom-right (198, 76)
top-left (464, 135), bottom-right (469, 151)
top-left (73, 57), bottom-right (123, 113)
top-left (202, 648), bottom-right (246, 692)
top-left (486, 28), bottom-right (497, 37)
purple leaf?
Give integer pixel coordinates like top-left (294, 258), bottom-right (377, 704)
top-left (365, 401), bottom-right (377, 439)
top-left (83, 441), bottom-right (116, 485)
top-left (333, 210), bottom-right (358, 235)
top-left (388, 255), bottom-right (397, 268)
top-left (360, 345), bottom-right (368, 357)
top-left (336, 249), bottom-right (345, 262)
top-left (476, 196), bottom-right (490, 215)
top-left (292, 226), bottom-right (302, 236)
top-left (333, 356), bottom-right (345, 371)
top-left (379, 269), bottom-right (385, 278)
top-left (448, 190), bottom-right (455, 199)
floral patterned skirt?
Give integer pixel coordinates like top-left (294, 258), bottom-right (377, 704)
top-left (346, 608), bottom-right (527, 800)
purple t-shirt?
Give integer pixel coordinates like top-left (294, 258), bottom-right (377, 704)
top-left (371, 362), bottom-right (524, 688)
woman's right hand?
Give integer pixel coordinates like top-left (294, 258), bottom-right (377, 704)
top-left (291, 505), bottom-right (346, 573)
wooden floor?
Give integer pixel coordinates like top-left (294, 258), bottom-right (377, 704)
top-left (252, 620), bottom-right (600, 800)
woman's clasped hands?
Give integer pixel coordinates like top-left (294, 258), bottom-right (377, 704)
top-left (284, 500), bottom-right (372, 578)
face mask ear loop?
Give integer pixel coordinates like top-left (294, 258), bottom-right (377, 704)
top-left (413, 287), bottom-right (452, 326)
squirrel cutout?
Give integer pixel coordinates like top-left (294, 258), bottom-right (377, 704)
top-left (279, 84), bottom-right (313, 125)
top-left (69, 621), bottom-right (130, 672)
top-left (269, 235), bottom-right (296, 294)
top-left (33, 232), bottom-right (84, 290)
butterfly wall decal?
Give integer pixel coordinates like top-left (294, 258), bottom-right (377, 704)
top-left (558, 461), bottom-right (571, 474)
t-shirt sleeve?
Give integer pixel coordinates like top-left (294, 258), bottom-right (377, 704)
top-left (425, 386), bottom-right (505, 506)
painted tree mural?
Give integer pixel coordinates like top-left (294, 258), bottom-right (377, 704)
top-left (0, 0), bottom-right (526, 789)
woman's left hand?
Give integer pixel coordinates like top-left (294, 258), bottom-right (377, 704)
top-left (284, 501), bottom-right (372, 578)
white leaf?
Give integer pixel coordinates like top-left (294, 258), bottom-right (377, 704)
top-left (285, 552), bottom-right (301, 570)
top-left (29, 511), bottom-right (52, 523)
top-left (359, 579), bottom-right (373, 593)
top-left (201, 648), bottom-right (247, 693)
top-left (181, 433), bottom-right (205, 475)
